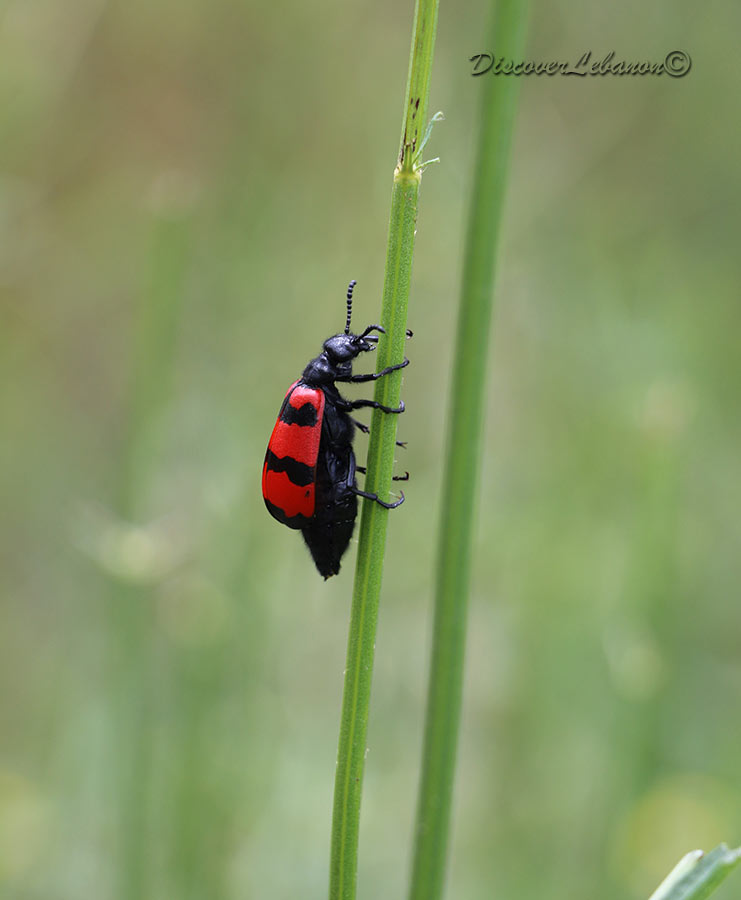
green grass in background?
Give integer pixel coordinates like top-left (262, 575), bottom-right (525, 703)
top-left (0, 0), bottom-right (740, 898)
top-left (409, 0), bottom-right (529, 897)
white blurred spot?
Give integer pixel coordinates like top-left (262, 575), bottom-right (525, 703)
top-left (73, 502), bottom-right (191, 584)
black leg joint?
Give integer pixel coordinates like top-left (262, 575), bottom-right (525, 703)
top-left (351, 487), bottom-right (405, 509)
top-left (336, 358), bottom-right (410, 384)
top-left (356, 467), bottom-right (409, 482)
top-left (349, 399), bottom-right (405, 414)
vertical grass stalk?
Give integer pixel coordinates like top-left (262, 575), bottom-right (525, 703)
top-left (113, 207), bottom-right (191, 900)
top-left (408, 2), bottom-right (529, 899)
top-left (329, 2), bottom-right (439, 898)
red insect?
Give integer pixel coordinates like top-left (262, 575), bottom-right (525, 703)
top-left (262, 280), bottom-right (409, 578)
top-left (262, 382), bottom-right (325, 523)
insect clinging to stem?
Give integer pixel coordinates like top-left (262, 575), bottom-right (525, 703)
top-left (262, 279), bottom-right (410, 578)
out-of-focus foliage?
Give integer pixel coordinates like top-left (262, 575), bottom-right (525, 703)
top-left (1, 1), bottom-right (739, 898)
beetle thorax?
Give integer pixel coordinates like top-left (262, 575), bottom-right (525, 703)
top-left (301, 351), bottom-right (346, 386)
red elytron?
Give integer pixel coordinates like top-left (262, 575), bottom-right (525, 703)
top-left (262, 381), bottom-right (325, 523)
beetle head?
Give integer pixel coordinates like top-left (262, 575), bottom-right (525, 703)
top-left (321, 278), bottom-right (385, 365)
top-left (323, 331), bottom-right (378, 363)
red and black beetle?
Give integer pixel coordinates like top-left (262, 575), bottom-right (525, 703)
top-left (262, 280), bottom-right (409, 578)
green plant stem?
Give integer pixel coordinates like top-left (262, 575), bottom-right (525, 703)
top-left (408, 2), bottom-right (529, 899)
top-left (328, 1), bottom-right (439, 898)
top-left (648, 845), bottom-right (741, 900)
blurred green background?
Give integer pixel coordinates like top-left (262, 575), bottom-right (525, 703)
top-left (2, 0), bottom-right (740, 898)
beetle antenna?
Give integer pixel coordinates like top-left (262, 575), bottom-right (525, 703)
top-left (345, 280), bottom-right (356, 334)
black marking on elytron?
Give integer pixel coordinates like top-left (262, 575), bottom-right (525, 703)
top-left (279, 400), bottom-right (318, 427)
top-left (264, 450), bottom-right (314, 487)
top-left (264, 496), bottom-right (312, 531)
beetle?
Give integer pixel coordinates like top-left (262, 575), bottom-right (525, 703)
top-left (262, 279), bottom-right (409, 578)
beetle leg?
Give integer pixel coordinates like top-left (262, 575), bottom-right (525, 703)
top-left (355, 466), bottom-right (409, 481)
top-left (350, 486), bottom-right (405, 509)
top-left (346, 399), bottom-right (405, 414)
top-left (337, 358), bottom-right (409, 383)
top-left (351, 416), bottom-right (406, 448)
top-left (356, 324), bottom-right (385, 339)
